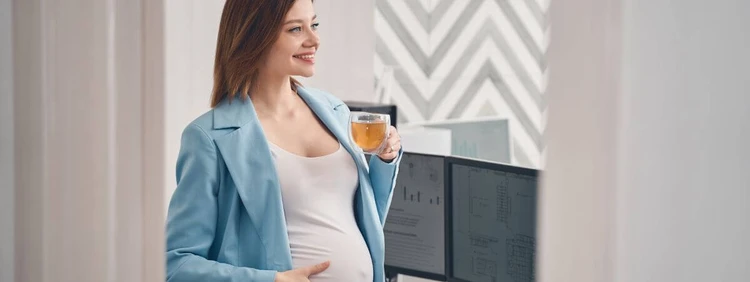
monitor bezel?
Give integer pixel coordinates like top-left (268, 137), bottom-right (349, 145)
top-left (445, 156), bottom-right (539, 282)
top-left (384, 150), bottom-right (450, 281)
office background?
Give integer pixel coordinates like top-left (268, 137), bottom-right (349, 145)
top-left (163, 0), bottom-right (548, 206)
top-left (374, 0), bottom-right (547, 169)
top-left (3, 0), bottom-right (750, 281)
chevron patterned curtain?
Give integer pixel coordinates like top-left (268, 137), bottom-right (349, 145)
top-left (374, 0), bottom-right (549, 168)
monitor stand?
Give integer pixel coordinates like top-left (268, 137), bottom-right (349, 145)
top-left (385, 270), bottom-right (399, 282)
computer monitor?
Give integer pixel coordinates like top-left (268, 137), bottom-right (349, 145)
top-left (384, 151), bottom-right (448, 281)
top-left (447, 157), bottom-right (539, 282)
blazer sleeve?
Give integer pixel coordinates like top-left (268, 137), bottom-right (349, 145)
top-left (369, 148), bottom-right (403, 226)
top-left (165, 123), bottom-right (278, 282)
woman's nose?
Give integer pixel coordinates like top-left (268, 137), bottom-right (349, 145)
top-left (308, 36), bottom-right (319, 49)
top-left (306, 29), bottom-right (320, 48)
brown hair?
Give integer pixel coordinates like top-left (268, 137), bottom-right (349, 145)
top-left (210, 0), bottom-right (304, 107)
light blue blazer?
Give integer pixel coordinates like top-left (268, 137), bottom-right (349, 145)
top-left (165, 86), bottom-right (402, 282)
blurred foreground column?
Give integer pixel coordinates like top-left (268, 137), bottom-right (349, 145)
top-left (541, 0), bottom-right (750, 282)
top-left (13, 0), bottom-right (166, 281)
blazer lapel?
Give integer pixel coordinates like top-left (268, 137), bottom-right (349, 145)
top-left (296, 87), bottom-right (368, 172)
top-left (212, 97), bottom-right (293, 269)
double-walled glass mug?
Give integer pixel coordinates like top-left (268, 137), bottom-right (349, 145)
top-left (348, 112), bottom-right (391, 154)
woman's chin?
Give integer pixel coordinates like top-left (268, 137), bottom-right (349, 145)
top-left (295, 70), bottom-right (315, 78)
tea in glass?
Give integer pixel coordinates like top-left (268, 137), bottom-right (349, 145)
top-left (348, 112), bottom-right (391, 154)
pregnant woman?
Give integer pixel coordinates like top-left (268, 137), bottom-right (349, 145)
top-left (164, 0), bottom-right (403, 282)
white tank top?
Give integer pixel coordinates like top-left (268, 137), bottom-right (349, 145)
top-left (268, 141), bottom-right (374, 282)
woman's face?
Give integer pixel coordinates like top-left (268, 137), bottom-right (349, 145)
top-left (263, 0), bottom-right (320, 78)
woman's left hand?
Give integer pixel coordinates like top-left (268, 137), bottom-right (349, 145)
top-left (377, 126), bottom-right (402, 162)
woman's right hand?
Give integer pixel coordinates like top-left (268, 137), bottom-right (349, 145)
top-left (274, 261), bottom-right (331, 282)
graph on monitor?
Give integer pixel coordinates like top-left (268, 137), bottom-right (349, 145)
top-left (450, 159), bottom-right (538, 282)
top-left (384, 152), bottom-right (446, 280)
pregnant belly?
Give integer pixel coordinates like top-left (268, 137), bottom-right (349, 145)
top-left (289, 232), bottom-right (374, 282)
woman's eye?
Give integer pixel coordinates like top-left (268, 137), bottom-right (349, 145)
top-left (311, 23), bottom-right (320, 30)
top-left (289, 27), bottom-right (301, 33)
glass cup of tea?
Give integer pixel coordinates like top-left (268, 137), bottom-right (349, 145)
top-left (348, 112), bottom-right (391, 154)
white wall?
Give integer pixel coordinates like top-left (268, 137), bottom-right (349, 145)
top-left (1, 0), bottom-right (14, 281)
top-left (616, 1), bottom-right (750, 281)
top-left (296, 0), bottom-right (375, 102)
top-left (164, 0), bottom-right (376, 205)
top-left (541, 0), bottom-right (750, 281)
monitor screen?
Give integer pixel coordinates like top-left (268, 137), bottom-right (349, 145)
top-left (384, 152), bottom-right (447, 280)
top-left (449, 157), bottom-right (539, 282)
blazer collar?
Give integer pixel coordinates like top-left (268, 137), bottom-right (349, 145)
top-left (212, 86), bottom-right (337, 130)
